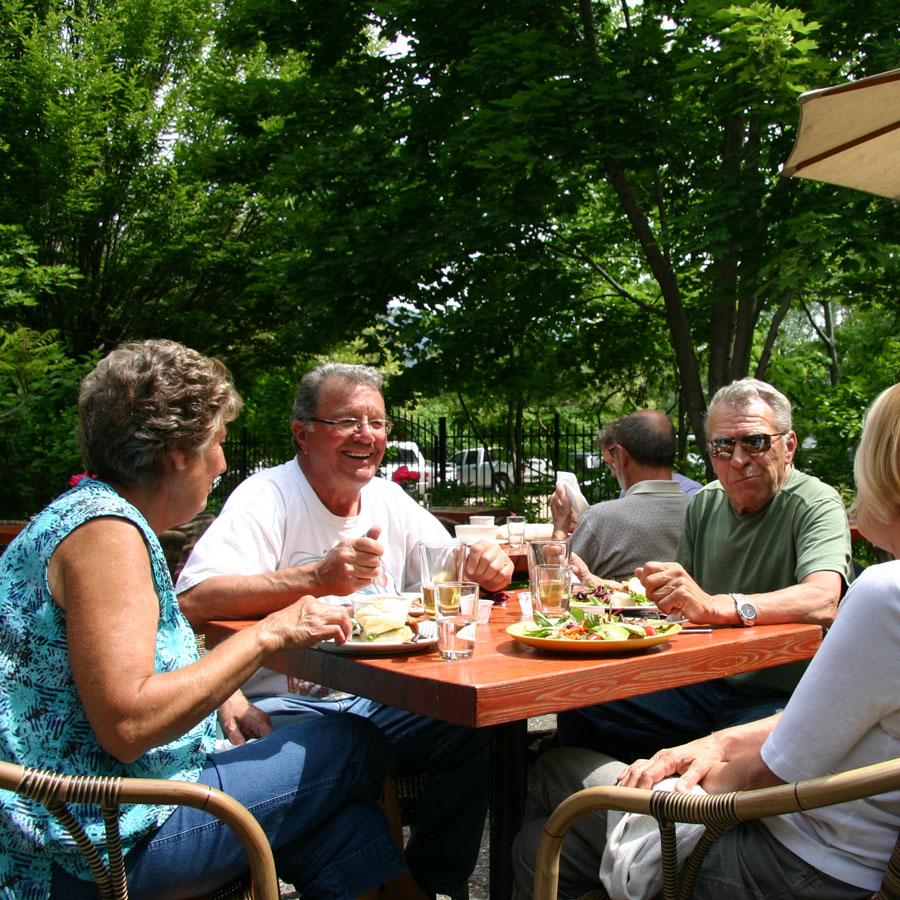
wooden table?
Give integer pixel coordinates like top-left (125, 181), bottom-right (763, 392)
top-left (205, 598), bottom-right (822, 899)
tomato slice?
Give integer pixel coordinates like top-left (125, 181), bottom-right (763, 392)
top-left (643, 625), bottom-right (657, 636)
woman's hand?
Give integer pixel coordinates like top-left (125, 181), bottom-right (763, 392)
top-left (218, 691), bottom-right (272, 745)
top-left (617, 733), bottom-right (727, 792)
top-left (257, 596), bottom-right (353, 652)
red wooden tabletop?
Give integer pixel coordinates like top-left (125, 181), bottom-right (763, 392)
top-left (205, 595), bottom-right (822, 729)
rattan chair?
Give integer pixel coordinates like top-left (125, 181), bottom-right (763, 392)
top-left (533, 757), bottom-right (900, 900)
top-left (0, 759), bottom-right (279, 900)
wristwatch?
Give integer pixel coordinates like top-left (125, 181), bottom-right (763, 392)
top-left (731, 592), bottom-right (757, 626)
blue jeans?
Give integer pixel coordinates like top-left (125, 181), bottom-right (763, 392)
top-left (558, 679), bottom-right (789, 763)
top-left (51, 716), bottom-right (405, 900)
top-left (254, 692), bottom-right (490, 897)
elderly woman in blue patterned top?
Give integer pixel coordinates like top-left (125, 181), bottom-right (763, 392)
top-left (0, 339), bottom-right (424, 900)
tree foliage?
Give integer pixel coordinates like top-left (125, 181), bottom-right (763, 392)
top-left (3, 0), bottom-right (900, 513)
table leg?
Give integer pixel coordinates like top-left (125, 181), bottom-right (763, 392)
top-left (489, 719), bottom-right (529, 900)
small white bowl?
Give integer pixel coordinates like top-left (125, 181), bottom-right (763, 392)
top-left (468, 515), bottom-right (495, 526)
top-left (454, 523), bottom-right (500, 544)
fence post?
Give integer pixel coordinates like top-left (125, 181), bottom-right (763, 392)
top-left (438, 417), bottom-right (447, 482)
top-left (553, 413), bottom-right (560, 469)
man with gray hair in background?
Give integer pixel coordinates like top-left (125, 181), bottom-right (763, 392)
top-left (558, 378), bottom-right (854, 762)
top-left (552, 409), bottom-right (691, 584)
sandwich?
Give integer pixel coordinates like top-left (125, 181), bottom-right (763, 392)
top-left (354, 598), bottom-right (415, 643)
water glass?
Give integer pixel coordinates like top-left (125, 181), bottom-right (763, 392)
top-left (419, 541), bottom-right (466, 618)
top-left (506, 515), bottom-right (526, 549)
top-left (533, 564), bottom-right (572, 617)
top-left (437, 614), bottom-right (477, 660)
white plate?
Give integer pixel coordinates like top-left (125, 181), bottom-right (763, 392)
top-left (315, 635), bottom-right (437, 655)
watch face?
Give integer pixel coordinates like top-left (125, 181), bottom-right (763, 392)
top-left (738, 601), bottom-right (757, 620)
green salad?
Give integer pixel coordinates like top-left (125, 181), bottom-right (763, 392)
top-left (523, 606), bottom-right (679, 642)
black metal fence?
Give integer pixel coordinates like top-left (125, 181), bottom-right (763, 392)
top-left (213, 412), bottom-right (621, 512)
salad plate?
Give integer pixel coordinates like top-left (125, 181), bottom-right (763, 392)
top-left (506, 621), bottom-right (680, 654)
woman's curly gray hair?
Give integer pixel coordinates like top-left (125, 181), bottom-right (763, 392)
top-left (78, 339), bottom-right (243, 486)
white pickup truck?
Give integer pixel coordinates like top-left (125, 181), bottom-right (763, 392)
top-left (445, 446), bottom-right (518, 493)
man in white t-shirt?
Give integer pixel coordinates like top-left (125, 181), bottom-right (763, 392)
top-left (177, 362), bottom-right (513, 900)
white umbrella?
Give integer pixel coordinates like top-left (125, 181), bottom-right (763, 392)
top-left (781, 67), bottom-right (900, 200)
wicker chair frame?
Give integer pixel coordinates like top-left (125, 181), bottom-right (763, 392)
top-left (533, 756), bottom-right (900, 900)
top-left (0, 759), bottom-right (279, 900)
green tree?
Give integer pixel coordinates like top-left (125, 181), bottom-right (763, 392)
top-left (204, 0), bottom-right (900, 454)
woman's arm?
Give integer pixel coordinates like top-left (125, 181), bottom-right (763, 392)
top-left (617, 713), bottom-right (783, 792)
top-left (50, 517), bottom-right (350, 763)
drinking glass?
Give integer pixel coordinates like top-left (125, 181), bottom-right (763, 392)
top-left (436, 581), bottom-right (479, 617)
top-left (533, 564), bottom-right (572, 617)
top-left (436, 581), bottom-right (478, 660)
top-left (526, 538), bottom-right (570, 605)
top-left (506, 515), bottom-right (526, 549)
top-left (418, 541), bottom-right (466, 618)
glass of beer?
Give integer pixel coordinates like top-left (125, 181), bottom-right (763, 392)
top-left (418, 541), bottom-right (465, 618)
top-left (533, 564), bottom-right (571, 618)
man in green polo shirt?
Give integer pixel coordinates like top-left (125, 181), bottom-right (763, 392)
top-left (558, 377), bottom-right (853, 762)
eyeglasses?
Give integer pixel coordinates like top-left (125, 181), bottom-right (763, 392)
top-left (306, 417), bottom-right (394, 436)
top-left (707, 432), bottom-right (786, 459)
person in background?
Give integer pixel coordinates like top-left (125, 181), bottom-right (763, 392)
top-left (551, 410), bottom-right (690, 584)
top-left (554, 414), bottom-right (702, 546)
top-left (512, 381), bottom-right (900, 900)
top-left (557, 378), bottom-right (853, 761)
top-left (0, 341), bottom-right (421, 900)
top-left (177, 362), bottom-right (514, 900)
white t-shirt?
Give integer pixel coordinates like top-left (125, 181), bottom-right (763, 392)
top-left (176, 459), bottom-right (451, 698)
top-left (760, 559), bottom-right (900, 891)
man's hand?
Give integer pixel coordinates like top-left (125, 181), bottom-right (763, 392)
top-left (617, 732), bottom-right (727, 792)
top-left (310, 525), bottom-right (385, 595)
top-left (218, 691), bottom-right (273, 746)
top-left (637, 561), bottom-right (732, 624)
top-left (464, 541), bottom-right (515, 593)
top-left (570, 552), bottom-right (596, 585)
top-left (550, 484), bottom-right (575, 539)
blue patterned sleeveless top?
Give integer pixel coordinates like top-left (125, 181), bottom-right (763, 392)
top-left (0, 478), bottom-right (215, 899)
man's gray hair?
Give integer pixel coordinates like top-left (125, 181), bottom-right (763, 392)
top-left (291, 363), bottom-right (384, 448)
top-left (705, 378), bottom-right (792, 434)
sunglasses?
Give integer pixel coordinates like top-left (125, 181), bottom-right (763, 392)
top-left (707, 432), bottom-right (786, 459)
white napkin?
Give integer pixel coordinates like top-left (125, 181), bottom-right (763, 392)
top-left (557, 471), bottom-right (590, 519)
top-left (599, 777), bottom-right (706, 900)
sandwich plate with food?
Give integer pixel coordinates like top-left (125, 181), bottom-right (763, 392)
top-left (507, 606), bottom-right (681, 654)
top-left (317, 596), bottom-right (437, 654)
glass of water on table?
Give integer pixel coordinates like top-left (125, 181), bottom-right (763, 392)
top-left (436, 581), bottom-right (478, 660)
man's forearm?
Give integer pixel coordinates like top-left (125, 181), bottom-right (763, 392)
top-left (178, 569), bottom-right (318, 627)
top-left (734, 572), bottom-right (842, 627)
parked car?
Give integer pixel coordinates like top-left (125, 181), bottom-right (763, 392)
top-left (378, 441), bottom-right (430, 497)
top-left (445, 446), bottom-right (516, 493)
top-left (521, 456), bottom-right (553, 483)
